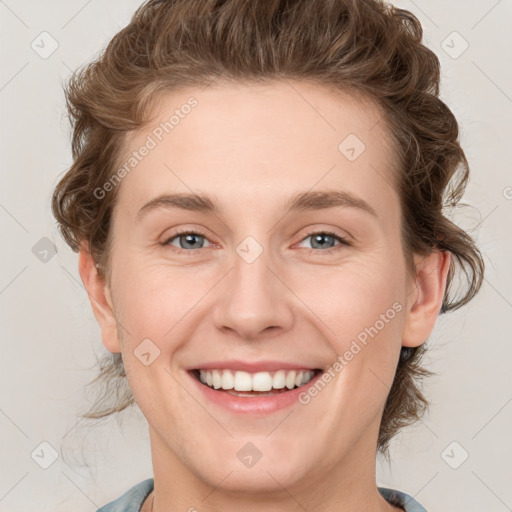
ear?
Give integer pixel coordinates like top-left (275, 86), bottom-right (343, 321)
top-left (402, 250), bottom-right (451, 348)
top-left (78, 243), bottom-right (121, 353)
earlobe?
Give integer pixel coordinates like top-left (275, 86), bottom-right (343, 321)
top-left (401, 250), bottom-right (451, 348)
top-left (78, 244), bottom-right (121, 353)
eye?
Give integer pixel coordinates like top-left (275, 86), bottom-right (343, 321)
top-left (297, 230), bottom-right (351, 253)
top-left (163, 230), bottom-right (213, 252)
top-left (162, 229), bottom-right (351, 254)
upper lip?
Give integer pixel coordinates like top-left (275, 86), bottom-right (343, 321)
top-left (187, 360), bottom-right (322, 373)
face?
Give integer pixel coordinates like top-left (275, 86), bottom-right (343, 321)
top-left (85, 80), bottom-right (446, 497)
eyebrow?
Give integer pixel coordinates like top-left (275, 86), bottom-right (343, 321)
top-left (136, 190), bottom-right (378, 221)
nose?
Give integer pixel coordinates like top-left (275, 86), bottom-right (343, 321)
top-left (212, 246), bottom-right (294, 340)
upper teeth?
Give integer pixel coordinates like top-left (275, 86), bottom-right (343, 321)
top-left (198, 369), bottom-right (317, 391)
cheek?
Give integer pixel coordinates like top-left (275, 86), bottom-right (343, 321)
top-left (339, 270), bottom-right (404, 390)
top-left (111, 261), bottom-right (200, 417)
top-left (290, 255), bottom-right (405, 342)
top-left (111, 257), bottom-right (206, 340)
top-left (291, 257), bottom-right (405, 401)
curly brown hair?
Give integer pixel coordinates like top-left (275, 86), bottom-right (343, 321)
top-left (51, 0), bottom-right (485, 456)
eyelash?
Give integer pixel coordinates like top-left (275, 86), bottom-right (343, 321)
top-left (162, 229), bottom-right (351, 255)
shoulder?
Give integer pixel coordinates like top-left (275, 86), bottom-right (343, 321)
top-left (378, 487), bottom-right (428, 512)
top-left (96, 478), bottom-right (154, 512)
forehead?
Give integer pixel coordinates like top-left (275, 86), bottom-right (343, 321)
top-left (114, 79), bottom-right (399, 225)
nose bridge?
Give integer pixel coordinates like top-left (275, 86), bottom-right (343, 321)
top-left (212, 234), bottom-right (293, 339)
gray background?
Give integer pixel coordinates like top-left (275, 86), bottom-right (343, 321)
top-left (1, 0), bottom-right (511, 510)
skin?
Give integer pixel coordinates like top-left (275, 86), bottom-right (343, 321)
top-left (79, 80), bottom-right (450, 512)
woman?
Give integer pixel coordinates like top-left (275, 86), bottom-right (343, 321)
top-left (51, 0), bottom-right (485, 510)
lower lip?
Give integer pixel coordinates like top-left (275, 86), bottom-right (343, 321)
top-left (187, 370), bottom-right (324, 415)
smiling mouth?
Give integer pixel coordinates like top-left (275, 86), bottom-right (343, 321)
top-left (190, 368), bottom-right (323, 396)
